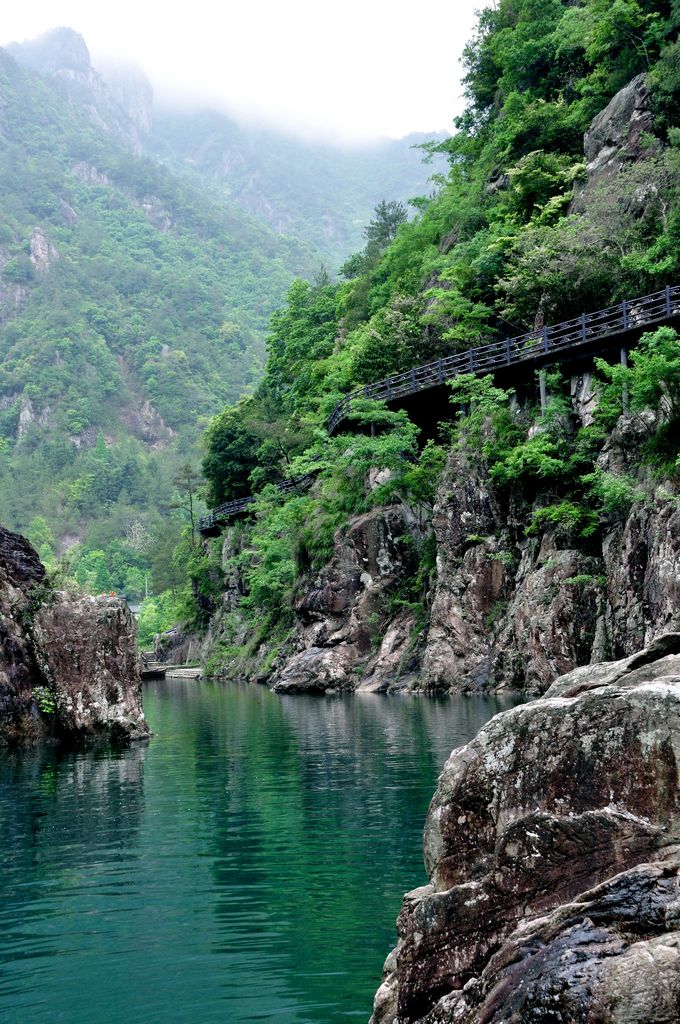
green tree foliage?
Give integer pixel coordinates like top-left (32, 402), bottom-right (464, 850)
top-left (201, 0), bottom-right (680, 643)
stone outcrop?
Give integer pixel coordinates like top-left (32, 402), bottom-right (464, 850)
top-left (420, 408), bottom-right (680, 694)
top-left (371, 635), bottom-right (680, 1024)
top-left (204, 503), bottom-right (427, 692)
top-left (0, 524), bottom-right (148, 746)
top-left (584, 73), bottom-right (654, 180)
top-left (273, 503), bottom-right (424, 693)
top-left (421, 447), bottom-right (604, 693)
top-left (29, 228), bottom-right (58, 273)
top-left (572, 72), bottom-right (662, 216)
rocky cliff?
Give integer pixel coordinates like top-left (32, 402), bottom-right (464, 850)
top-left (370, 633), bottom-right (680, 1024)
top-left (420, 408), bottom-right (680, 695)
top-left (0, 524), bottom-right (148, 746)
top-left (202, 72), bottom-right (679, 698)
top-left (205, 401), bottom-right (680, 696)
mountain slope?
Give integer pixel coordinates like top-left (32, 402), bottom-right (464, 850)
top-left (0, 39), bottom-right (319, 594)
top-left (149, 111), bottom-right (446, 267)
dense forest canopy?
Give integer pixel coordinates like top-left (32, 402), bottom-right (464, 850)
top-left (0, 30), bottom-right (436, 633)
top-left (200, 0), bottom-right (680, 654)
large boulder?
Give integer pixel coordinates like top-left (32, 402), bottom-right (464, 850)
top-left (0, 524), bottom-right (148, 746)
top-left (584, 73), bottom-right (654, 179)
top-left (371, 635), bottom-right (680, 1023)
top-left (272, 504), bottom-right (423, 693)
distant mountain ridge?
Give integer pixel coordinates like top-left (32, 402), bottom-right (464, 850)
top-left (148, 113), bottom-right (446, 265)
top-left (6, 28), bottom-right (153, 151)
top-left (8, 27), bottom-right (446, 268)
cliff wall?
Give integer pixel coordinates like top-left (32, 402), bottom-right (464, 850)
top-left (0, 525), bottom-right (148, 746)
top-left (205, 401), bottom-right (680, 697)
top-left (202, 73), bottom-right (679, 697)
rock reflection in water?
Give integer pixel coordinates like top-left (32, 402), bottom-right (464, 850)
top-left (0, 679), bottom-right (520, 1024)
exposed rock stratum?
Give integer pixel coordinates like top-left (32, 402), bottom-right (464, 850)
top-left (371, 634), bottom-right (680, 1024)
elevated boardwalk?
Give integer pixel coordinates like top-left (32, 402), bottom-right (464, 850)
top-left (199, 472), bottom-right (317, 537)
top-left (199, 284), bottom-right (680, 536)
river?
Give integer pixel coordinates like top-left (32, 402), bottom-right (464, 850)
top-left (0, 679), bottom-right (521, 1024)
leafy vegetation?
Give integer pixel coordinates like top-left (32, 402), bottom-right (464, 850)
top-left (201, 0), bottom-right (680, 652)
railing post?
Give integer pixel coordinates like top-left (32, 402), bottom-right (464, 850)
top-left (411, 368), bottom-right (417, 390)
top-left (468, 349), bottom-right (475, 371)
top-left (542, 326), bottom-right (549, 353)
top-left (581, 313), bottom-right (587, 343)
top-left (364, 384), bottom-right (369, 398)
top-left (666, 285), bottom-right (672, 316)
top-left (437, 359), bottom-right (444, 384)
top-left (387, 378), bottom-right (393, 400)
top-left (622, 299), bottom-right (628, 331)
top-left (505, 338), bottom-right (511, 363)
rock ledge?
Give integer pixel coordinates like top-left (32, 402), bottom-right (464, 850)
top-left (371, 634), bottom-right (680, 1023)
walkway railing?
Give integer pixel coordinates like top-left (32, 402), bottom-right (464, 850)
top-left (199, 473), bottom-right (317, 535)
top-left (200, 283), bottom-right (680, 534)
top-left (327, 284), bottom-right (680, 434)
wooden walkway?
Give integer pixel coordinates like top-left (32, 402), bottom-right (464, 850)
top-left (199, 284), bottom-right (680, 535)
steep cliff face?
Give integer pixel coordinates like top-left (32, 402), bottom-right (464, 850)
top-left (371, 634), bottom-right (680, 1024)
top-left (206, 503), bottom-right (428, 692)
top-left (421, 411), bottom-right (680, 694)
top-left (274, 503), bottom-right (425, 694)
top-left (0, 525), bottom-right (148, 746)
top-left (207, 404), bottom-right (680, 696)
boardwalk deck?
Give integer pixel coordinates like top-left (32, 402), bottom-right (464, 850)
top-left (199, 284), bottom-right (680, 535)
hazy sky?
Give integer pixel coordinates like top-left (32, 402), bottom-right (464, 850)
top-left (0, 1), bottom-right (488, 141)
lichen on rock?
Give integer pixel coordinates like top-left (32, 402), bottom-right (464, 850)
top-left (371, 634), bottom-right (680, 1024)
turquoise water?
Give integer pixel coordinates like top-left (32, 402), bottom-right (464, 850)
top-left (0, 681), bottom-right (519, 1024)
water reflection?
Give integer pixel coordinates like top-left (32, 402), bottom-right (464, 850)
top-left (0, 681), bottom-right (520, 1024)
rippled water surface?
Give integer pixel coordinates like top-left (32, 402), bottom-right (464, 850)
top-left (0, 681), bottom-right (521, 1024)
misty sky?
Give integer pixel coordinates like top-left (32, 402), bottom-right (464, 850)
top-left (0, 1), bottom-right (488, 141)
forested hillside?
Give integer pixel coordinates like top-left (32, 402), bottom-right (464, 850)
top-left (149, 113), bottom-right (445, 266)
top-left (0, 40), bottom-right (313, 602)
top-left (0, 28), bottom-right (438, 623)
top-left (200, 0), bottom-right (680, 683)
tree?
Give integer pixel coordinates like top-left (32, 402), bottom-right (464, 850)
top-left (169, 463), bottom-right (204, 548)
top-left (202, 404), bottom-right (260, 505)
top-left (363, 200), bottom-right (408, 255)
top-left (340, 200), bottom-right (408, 279)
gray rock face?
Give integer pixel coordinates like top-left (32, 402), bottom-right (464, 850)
top-left (421, 447), bottom-right (606, 693)
top-left (371, 636), bottom-right (680, 1024)
top-left (421, 423), bottom-right (680, 693)
top-left (572, 73), bottom-right (660, 215)
top-left (0, 524), bottom-right (148, 746)
top-left (584, 73), bottom-right (654, 178)
top-left (29, 228), bottom-right (58, 273)
top-left (35, 593), bottom-right (148, 742)
top-left (272, 504), bottom-right (424, 693)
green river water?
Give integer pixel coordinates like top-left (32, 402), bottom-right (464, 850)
top-left (0, 680), bottom-right (520, 1024)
